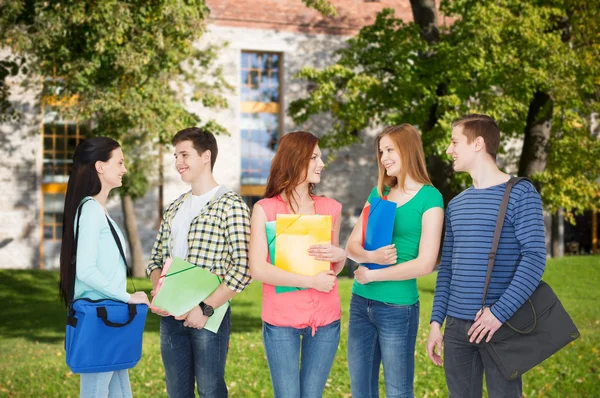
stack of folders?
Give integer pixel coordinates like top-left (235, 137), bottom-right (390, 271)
top-left (361, 197), bottom-right (397, 269)
top-left (266, 214), bottom-right (332, 294)
top-left (150, 257), bottom-right (229, 333)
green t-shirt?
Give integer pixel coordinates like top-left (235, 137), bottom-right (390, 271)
top-left (352, 184), bottom-right (444, 305)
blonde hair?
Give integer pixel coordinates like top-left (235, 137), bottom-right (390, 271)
top-left (375, 124), bottom-right (432, 196)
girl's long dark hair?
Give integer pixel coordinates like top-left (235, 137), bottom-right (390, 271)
top-left (59, 137), bottom-right (121, 307)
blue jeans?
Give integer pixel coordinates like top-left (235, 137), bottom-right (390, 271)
top-left (160, 308), bottom-right (231, 398)
top-left (347, 294), bottom-right (419, 398)
top-left (443, 316), bottom-right (522, 398)
top-left (80, 370), bottom-right (132, 398)
top-left (262, 319), bottom-right (340, 398)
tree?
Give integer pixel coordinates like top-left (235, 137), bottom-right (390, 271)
top-left (290, 0), bottom-right (600, 219)
top-left (1, 0), bottom-right (230, 275)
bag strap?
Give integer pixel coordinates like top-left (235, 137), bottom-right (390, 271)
top-left (73, 199), bottom-right (136, 295)
top-left (96, 304), bottom-right (138, 327)
top-left (481, 177), bottom-right (532, 307)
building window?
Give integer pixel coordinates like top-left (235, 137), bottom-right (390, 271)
top-left (240, 51), bottom-right (282, 198)
top-left (40, 84), bottom-right (86, 268)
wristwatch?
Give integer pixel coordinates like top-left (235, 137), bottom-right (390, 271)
top-left (199, 301), bottom-right (214, 317)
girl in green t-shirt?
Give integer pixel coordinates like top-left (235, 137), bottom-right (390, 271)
top-left (346, 124), bottom-right (444, 397)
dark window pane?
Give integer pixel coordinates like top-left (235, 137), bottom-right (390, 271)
top-left (43, 135), bottom-right (53, 150)
top-left (44, 226), bottom-right (53, 239)
top-left (67, 123), bottom-right (77, 136)
top-left (67, 137), bottom-right (78, 153)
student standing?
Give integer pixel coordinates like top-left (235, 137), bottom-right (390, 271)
top-left (59, 137), bottom-right (149, 398)
top-left (248, 131), bottom-right (347, 398)
top-left (147, 127), bottom-right (252, 398)
top-left (346, 125), bottom-right (444, 398)
top-left (427, 114), bottom-right (546, 398)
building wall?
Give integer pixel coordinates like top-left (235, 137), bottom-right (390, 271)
top-left (0, 57), bottom-right (43, 269)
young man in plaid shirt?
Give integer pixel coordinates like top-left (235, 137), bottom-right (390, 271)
top-left (147, 127), bottom-right (251, 398)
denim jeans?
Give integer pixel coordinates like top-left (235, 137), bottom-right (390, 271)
top-left (443, 316), bottom-right (522, 398)
top-left (262, 319), bottom-right (340, 398)
top-left (347, 293), bottom-right (419, 398)
top-left (80, 370), bottom-right (132, 398)
top-left (160, 308), bottom-right (231, 398)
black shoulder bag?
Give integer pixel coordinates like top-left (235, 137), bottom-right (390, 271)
top-left (482, 177), bottom-right (580, 381)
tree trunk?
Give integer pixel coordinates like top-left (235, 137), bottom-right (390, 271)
top-left (551, 209), bottom-right (564, 257)
top-left (409, 0), bottom-right (456, 204)
top-left (592, 210), bottom-right (598, 255)
top-left (409, 0), bottom-right (440, 44)
top-left (518, 91), bottom-right (553, 182)
top-left (157, 144), bottom-right (164, 229)
top-left (121, 194), bottom-right (146, 277)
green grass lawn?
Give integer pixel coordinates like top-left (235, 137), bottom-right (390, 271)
top-left (0, 256), bottom-right (598, 397)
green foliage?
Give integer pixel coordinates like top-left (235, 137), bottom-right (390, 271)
top-left (301, 0), bottom-right (338, 17)
top-left (290, 1), bottom-right (600, 212)
top-left (1, 257), bottom-right (599, 396)
top-left (2, 0), bottom-right (231, 199)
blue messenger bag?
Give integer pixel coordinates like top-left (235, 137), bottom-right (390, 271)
top-left (65, 199), bottom-right (148, 373)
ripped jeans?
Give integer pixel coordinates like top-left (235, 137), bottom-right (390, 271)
top-left (159, 308), bottom-right (231, 398)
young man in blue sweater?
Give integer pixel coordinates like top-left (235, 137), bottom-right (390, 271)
top-left (427, 114), bottom-right (546, 397)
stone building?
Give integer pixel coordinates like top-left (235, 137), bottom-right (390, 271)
top-left (0, 0), bottom-right (427, 269)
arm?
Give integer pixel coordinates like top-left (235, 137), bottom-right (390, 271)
top-left (489, 188), bottom-right (546, 323)
top-left (148, 213), bottom-right (167, 288)
top-left (346, 201), bottom-right (396, 265)
top-left (331, 213), bottom-right (346, 274)
top-left (248, 204), bottom-right (328, 289)
top-left (427, 208), bottom-right (453, 365)
top-left (76, 202), bottom-right (130, 303)
top-left (346, 201), bottom-right (372, 263)
top-left (430, 207), bottom-right (454, 326)
top-left (215, 199), bottom-right (252, 302)
top-left (360, 207), bottom-right (444, 282)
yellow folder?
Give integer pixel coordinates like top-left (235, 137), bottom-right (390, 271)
top-left (274, 214), bottom-right (332, 276)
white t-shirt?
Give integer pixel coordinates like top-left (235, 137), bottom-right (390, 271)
top-left (171, 185), bottom-right (221, 259)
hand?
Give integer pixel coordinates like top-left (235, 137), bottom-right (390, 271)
top-left (176, 306), bottom-right (207, 329)
top-left (128, 291), bottom-right (150, 305)
top-left (150, 303), bottom-right (170, 317)
top-left (308, 244), bottom-right (346, 263)
top-left (368, 244), bottom-right (396, 265)
top-left (311, 270), bottom-right (337, 293)
top-left (354, 266), bottom-right (373, 284)
top-left (468, 307), bottom-right (502, 343)
top-left (427, 322), bottom-right (444, 366)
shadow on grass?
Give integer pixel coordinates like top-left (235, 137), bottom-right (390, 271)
top-left (0, 270), bottom-right (159, 342)
top-left (0, 269), bottom-right (263, 342)
top-left (0, 270), bottom-right (67, 343)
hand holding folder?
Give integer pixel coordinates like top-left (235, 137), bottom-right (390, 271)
top-left (361, 197), bottom-right (397, 269)
top-left (150, 257), bottom-right (229, 333)
top-left (274, 214), bottom-right (332, 276)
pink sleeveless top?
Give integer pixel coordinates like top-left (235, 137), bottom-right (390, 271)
top-left (257, 195), bottom-right (342, 335)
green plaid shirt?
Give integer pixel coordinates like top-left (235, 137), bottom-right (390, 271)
top-left (147, 186), bottom-right (252, 292)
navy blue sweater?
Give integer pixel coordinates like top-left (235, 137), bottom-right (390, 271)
top-left (430, 180), bottom-right (546, 325)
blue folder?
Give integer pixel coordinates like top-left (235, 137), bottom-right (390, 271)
top-left (362, 197), bottom-right (397, 269)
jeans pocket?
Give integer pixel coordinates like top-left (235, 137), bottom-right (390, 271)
top-left (445, 316), bottom-right (455, 328)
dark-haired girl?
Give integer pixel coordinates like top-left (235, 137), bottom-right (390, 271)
top-left (59, 137), bottom-right (149, 397)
